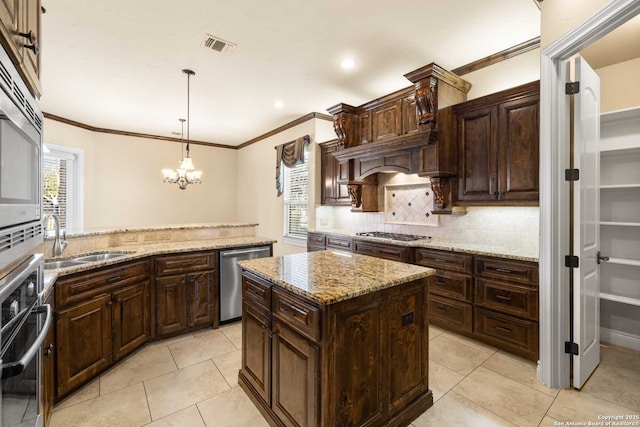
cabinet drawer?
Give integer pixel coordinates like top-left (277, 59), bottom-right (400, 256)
top-left (414, 248), bottom-right (473, 273)
top-left (325, 235), bottom-right (352, 252)
top-left (475, 257), bottom-right (538, 286)
top-left (56, 261), bottom-right (150, 308)
top-left (428, 294), bottom-right (472, 333)
top-left (307, 233), bottom-right (326, 246)
top-left (242, 274), bottom-right (271, 309)
top-left (155, 252), bottom-right (216, 276)
top-left (474, 308), bottom-right (538, 360)
top-left (476, 279), bottom-right (538, 320)
top-left (353, 241), bottom-right (411, 263)
top-left (272, 288), bottom-right (320, 342)
top-left (430, 271), bottom-right (473, 303)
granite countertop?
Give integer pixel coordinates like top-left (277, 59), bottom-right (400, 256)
top-left (311, 230), bottom-right (538, 263)
top-left (42, 236), bottom-right (276, 295)
top-left (239, 250), bottom-right (435, 305)
top-left (65, 222), bottom-right (259, 238)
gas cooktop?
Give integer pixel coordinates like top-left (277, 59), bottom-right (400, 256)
top-left (355, 232), bottom-right (431, 242)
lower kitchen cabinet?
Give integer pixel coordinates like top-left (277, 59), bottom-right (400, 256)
top-left (154, 251), bottom-right (218, 337)
top-left (239, 271), bottom-right (431, 427)
top-left (55, 260), bottom-right (151, 398)
top-left (56, 294), bottom-right (113, 397)
top-left (353, 240), bottom-right (412, 263)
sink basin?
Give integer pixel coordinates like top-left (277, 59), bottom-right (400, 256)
top-left (44, 260), bottom-right (86, 269)
top-left (71, 252), bottom-right (129, 262)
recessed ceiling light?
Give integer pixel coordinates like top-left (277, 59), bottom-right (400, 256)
top-left (341, 58), bottom-right (356, 69)
top-left (274, 100), bottom-right (284, 109)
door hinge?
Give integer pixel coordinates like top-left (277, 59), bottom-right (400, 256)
top-left (565, 255), bottom-right (579, 268)
top-left (565, 169), bottom-right (580, 181)
top-left (566, 82), bottom-right (580, 95)
top-left (565, 341), bottom-right (579, 355)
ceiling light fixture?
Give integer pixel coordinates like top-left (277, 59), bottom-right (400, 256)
top-left (162, 69), bottom-right (202, 190)
top-left (274, 100), bottom-right (284, 109)
top-left (341, 58), bottom-right (356, 69)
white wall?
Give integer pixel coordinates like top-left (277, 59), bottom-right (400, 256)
top-left (236, 118), bottom-right (332, 256)
top-left (597, 56), bottom-right (640, 112)
top-left (44, 119), bottom-right (238, 230)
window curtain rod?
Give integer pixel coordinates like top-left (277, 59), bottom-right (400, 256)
top-left (275, 135), bottom-right (310, 196)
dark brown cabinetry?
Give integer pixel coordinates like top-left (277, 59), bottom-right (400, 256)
top-left (474, 256), bottom-right (539, 360)
top-left (320, 140), bottom-right (351, 206)
top-left (240, 272), bottom-right (432, 427)
top-left (353, 240), bottom-right (412, 263)
top-left (54, 260), bottom-right (150, 397)
top-left (0, 0), bottom-right (41, 96)
top-left (414, 248), bottom-right (474, 334)
top-left (42, 292), bottom-right (55, 427)
top-left (455, 81), bottom-right (539, 205)
top-left (307, 231), bottom-right (353, 253)
top-left (154, 251), bottom-right (218, 337)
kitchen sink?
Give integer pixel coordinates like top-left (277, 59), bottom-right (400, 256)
top-left (72, 251), bottom-right (129, 262)
top-left (44, 251), bottom-right (130, 270)
top-left (44, 260), bottom-right (86, 269)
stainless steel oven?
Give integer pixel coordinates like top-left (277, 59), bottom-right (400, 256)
top-left (0, 43), bottom-right (44, 273)
top-left (0, 254), bottom-right (51, 427)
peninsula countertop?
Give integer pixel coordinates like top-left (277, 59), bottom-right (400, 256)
top-left (238, 250), bottom-right (435, 305)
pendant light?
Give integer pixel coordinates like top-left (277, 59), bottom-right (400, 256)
top-left (162, 69), bottom-right (202, 189)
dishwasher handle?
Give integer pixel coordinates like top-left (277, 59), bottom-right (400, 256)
top-left (220, 247), bottom-right (271, 257)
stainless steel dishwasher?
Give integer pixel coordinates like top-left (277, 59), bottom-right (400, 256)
top-left (219, 246), bottom-right (272, 323)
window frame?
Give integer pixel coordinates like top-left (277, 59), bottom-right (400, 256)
top-left (42, 143), bottom-right (84, 235)
top-left (282, 144), bottom-right (309, 247)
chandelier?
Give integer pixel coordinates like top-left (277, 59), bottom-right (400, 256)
top-left (162, 69), bottom-right (202, 189)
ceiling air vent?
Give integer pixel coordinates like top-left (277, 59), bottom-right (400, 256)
top-left (201, 34), bottom-right (236, 54)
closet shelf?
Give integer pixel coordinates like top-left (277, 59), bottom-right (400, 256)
top-left (600, 221), bottom-right (640, 227)
top-left (600, 184), bottom-right (640, 189)
top-left (599, 292), bottom-right (640, 307)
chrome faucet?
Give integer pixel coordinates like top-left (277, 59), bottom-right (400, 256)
top-left (43, 213), bottom-right (68, 257)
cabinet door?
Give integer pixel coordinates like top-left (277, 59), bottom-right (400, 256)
top-left (372, 99), bottom-right (402, 142)
top-left (19, 0), bottom-right (40, 95)
top-left (0, 0), bottom-right (19, 56)
top-left (42, 294), bottom-right (55, 424)
top-left (271, 320), bottom-right (319, 427)
top-left (155, 275), bottom-right (187, 336)
top-left (457, 106), bottom-right (499, 202)
top-left (388, 282), bottom-right (428, 413)
top-left (402, 94), bottom-right (418, 135)
top-left (113, 281), bottom-right (150, 360)
top-left (497, 94), bottom-right (539, 201)
top-left (56, 294), bottom-right (112, 397)
top-left (320, 143), bottom-right (338, 204)
top-left (241, 303), bottom-right (271, 405)
top-left (187, 271), bottom-right (215, 328)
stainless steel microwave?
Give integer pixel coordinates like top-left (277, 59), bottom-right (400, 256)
top-left (0, 44), bottom-right (43, 272)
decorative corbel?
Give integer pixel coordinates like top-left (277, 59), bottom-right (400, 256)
top-left (429, 177), bottom-right (451, 213)
top-left (347, 184), bottom-right (362, 208)
top-left (327, 103), bottom-right (356, 149)
top-left (415, 77), bottom-right (438, 128)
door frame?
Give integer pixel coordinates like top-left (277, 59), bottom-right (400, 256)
top-left (539, 0), bottom-right (640, 389)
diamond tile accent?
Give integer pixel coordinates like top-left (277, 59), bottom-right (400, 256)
top-left (384, 184), bottom-right (439, 227)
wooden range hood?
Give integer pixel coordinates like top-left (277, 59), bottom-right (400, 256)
top-left (327, 63), bottom-right (471, 214)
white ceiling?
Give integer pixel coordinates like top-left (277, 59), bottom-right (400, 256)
top-left (40, 0), bottom-right (541, 147)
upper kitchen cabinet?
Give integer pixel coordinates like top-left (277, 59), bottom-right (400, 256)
top-left (320, 140), bottom-right (351, 206)
top-left (0, 0), bottom-right (42, 97)
top-left (455, 81), bottom-right (540, 205)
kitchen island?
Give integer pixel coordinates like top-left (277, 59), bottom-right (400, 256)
top-left (238, 250), bottom-right (435, 427)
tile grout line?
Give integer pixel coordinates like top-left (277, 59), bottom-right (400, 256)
top-left (479, 355), bottom-right (559, 399)
top-left (141, 381), bottom-right (153, 425)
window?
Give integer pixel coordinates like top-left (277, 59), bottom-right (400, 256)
top-left (283, 146), bottom-right (308, 244)
top-left (42, 144), bottom-right (84, 235)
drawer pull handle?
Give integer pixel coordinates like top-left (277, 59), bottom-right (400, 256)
top-left (494, 268), bottom-right (512, 274)
top-left (435, 281), bottom-right (447, 287)
top-left (280, 301), bottom-right (307, 317)
top-left (495, 294), bottom-right (512, 302)
top-left (107, 275), bottom-right (122, 283)
top-left (247, 286), bottom-right (265, 297)
top-left (495, 326), bottom-right (512, 334)
top-left (435, 306), bottom-right (447, 313)
top-left (431, 257), bottom-right (446, 262)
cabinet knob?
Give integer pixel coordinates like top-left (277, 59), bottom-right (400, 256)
top-left (44, 343), bottom-right (54, 356)
top-left (107, 301), bottom-right (113, 307)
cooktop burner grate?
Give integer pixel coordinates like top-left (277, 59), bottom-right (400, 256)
top-left (355, 232), bottom-right (430, 242)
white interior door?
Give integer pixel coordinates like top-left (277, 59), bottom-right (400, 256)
top-left (572, 56), bottom-right (601, 389)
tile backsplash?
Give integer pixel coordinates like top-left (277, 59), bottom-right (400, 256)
top-left (315, 205), bottom-right (539, 250)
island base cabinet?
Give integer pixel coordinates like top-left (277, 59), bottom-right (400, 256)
top-left (239, 272), bottom-right (433, 427)
top-left (56, 294), bottom-right (113, 397)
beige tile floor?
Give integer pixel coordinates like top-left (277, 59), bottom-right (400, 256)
top-left (50, 322), bottom-right (640, 427)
